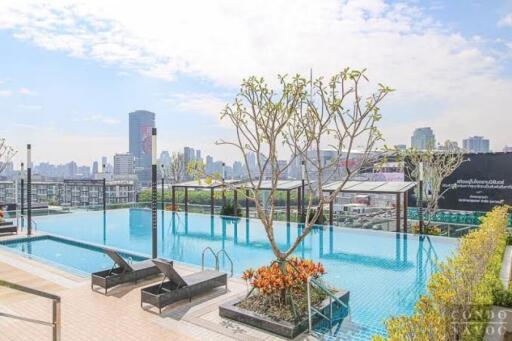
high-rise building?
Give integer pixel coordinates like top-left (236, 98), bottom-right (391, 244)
top-left (92, 161), bottom-right (99, 175)
top-left (101, 156), bottom-right (108, 169)
top-left (129, 110), bottom-right (155, 183)
top-left (463, 136), bottom-right (490, 153)
top-left (195, 150), bottom-right (202, 163)
top-left (246, 152), bottom-right (256, 176)
top-left (159, 151), bottom-right (171, 167)
top-left (205, 155), bottom-right (214, 174)
top-left (183, 147), bottom-right (195, 178)
top-left (66, 161), bottom-right (78, 178)
top-left (114, 153), bottom-right (135, 176)
top-left (411, 127), bottom-right (436, 150)
top-left (77, 166), bottom-right (91, 178)
top-left (232, 161), bottom-right (243, 179)
top-left (504, 146), bottom-right (512, 153)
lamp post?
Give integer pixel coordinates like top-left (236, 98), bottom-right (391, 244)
top-left (301, 160), bottom-right (305, 221)
top-left (151, 128), bottom-right (157, 258)
top-left (418, 161), bottom-right (424, 234)
top-left (20, 163), bottom-right (24, 226)
top-left (102, 164), bottom-right (106, 212)
top-left (221, 162), bottom-right (226, 208)
top-left (27, 144), bottom-right (32, 236)
top-left (161, 164), bottom-right (165, 211)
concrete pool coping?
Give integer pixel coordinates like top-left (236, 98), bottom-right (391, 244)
top-left (0, 235), bottom-right (320, 340)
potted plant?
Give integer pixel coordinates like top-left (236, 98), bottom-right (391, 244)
top-left (220, 257), bottom-right (349, 338)
top-left (217, 69), bottom-right (391, 336)
top-left (220, 203), bottom-right (242, 219)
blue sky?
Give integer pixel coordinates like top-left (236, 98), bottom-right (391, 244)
top-left (0, 0), bottom-right (511, 166)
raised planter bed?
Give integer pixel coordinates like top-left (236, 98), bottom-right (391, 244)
top-left (219, 289), bottom-right (349, 339)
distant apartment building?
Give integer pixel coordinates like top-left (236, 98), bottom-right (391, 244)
top-left (438, 140), bottom-right (459, 151)
top-left (159, 151), bottom-right (171, 167)
top-left (411, 127), bottom-right (436, 150)
top-left (504, 145), bottom-right (512, 153)
top-left (394, 144), bottom-right (407, 151)
top-left (113, 153), bottom-right (135, 176)
top-left (0, 180), bottom-right (135, 207)
top-left (129, 110), bottom-right (155, 183)
top-left (232, 161), bottom-right (243, 179)
top-left (463, 136), bottom-right (490, 153)
top-left (92, 161), bottom-right (99, 175)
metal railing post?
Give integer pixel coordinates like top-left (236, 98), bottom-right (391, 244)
top-left (307, 277), bottom-right (312, 333)
top-left (52, 298), bottom-right (61, 341)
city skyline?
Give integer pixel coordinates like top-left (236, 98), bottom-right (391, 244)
top-left (1, 0), bottom-right (512, 165)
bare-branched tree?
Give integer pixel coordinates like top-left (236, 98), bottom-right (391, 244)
top-left (186, 160), bottom-right (206, 183)
top-left (0, 138), bottom-right (16, 174)
top-left (163, 152), bottom-right (185, 184)
top-left (401, 145), bottom-right (466, 227)
top-left (217, 68), bottom-right (393, 262)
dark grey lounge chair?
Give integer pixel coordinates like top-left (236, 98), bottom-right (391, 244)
top-left (91, 248), bottom-right (161, 294)
top-left (0, 221), bottom-right (17, 235)
top-left (141, 259), bottom-right (227, 314)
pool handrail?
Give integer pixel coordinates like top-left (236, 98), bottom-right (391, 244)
top-left (0, 279), bottom-right (61, 341)
top-left (215, 249), bottom-right (234, 277)
top-left (307, 276), bottom-right (349, 335)
top-left (201, 246), bottom-right (218, 271)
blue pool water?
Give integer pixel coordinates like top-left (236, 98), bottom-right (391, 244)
top-left (9, 208), bottom-right (457, 339)
top-left (0, 235), bottom-right (146, 275)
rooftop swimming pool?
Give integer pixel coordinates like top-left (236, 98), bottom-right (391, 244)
top-left (4, 208), bottom-right (458, 339)
top-left (0, 235), bottom-right (146, 275)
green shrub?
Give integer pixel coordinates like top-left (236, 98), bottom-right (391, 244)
top-left (220, 203), bottom-right (242, 217)
top-left (493, 287), bottom-right (512, 307)
top-left (374, 206), bottom-right (510, 341)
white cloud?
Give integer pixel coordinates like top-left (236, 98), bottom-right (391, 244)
top-left (76, 114), bottom-right (120, 125)
top-left (18, 87), bottom-right (35, 95)
top-left (163, 93), bottom-right (227, 118)
top-left (498, 13), bottom-right (512, 27)
top-left (0, 0), bottom-right (510, 149)
top-left (18, 104), bottom-right (42, 110)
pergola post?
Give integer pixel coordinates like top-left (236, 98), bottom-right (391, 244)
top-left (210, 187), bottom-right (214, 215)
top-left (297, 187), bottom-right (301, 220)
top-left (396, 193), bottom-right (401, 233)
top-left (403, 192), bottom-right (408, 233)
top-left (329, 199), bottom-right (334, 225)
top-left (286, 190), bottom-right (291, 222)
top-left (184, 187), bottom-right (188, 213)
top-left (222, 188), bottom-right (226, 208)
top-left (172, 186), bottom-right (176, 210)
top-left (245, 189), bottom-right (249, 218)
top-left (234, 189), bottom-right (238, 216)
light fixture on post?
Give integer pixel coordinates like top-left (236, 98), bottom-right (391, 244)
top-left (151, 128), bottom-right (157, 259)
top-left (221, 162), bottom-right (226, 207)
top-left (27, 144), bottom-right (32, 236)
top-left (161, 164), bottom-right (165, 211)
top-left (20, 162), bottom-right (24, 227)
top-left (418, 161), bottom-right (424, 234)
top-left (102, 164), bottom-right (106, 213)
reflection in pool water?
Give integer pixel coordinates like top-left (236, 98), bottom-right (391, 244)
top-left (30, 208), bottom-right (457, 339)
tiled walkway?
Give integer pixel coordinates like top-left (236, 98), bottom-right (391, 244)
top-left (0, 246), bottom-right (314, 341)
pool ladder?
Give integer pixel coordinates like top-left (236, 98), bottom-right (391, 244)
top-left (201, 247), bottom-right (234, 277)
top-left (307, 276), bottom-right (350, 336)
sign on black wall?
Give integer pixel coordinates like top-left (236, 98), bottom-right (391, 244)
top-left (439, 153), bottom-right (512, 211)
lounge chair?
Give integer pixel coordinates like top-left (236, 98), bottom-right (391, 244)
top-left (0, 221), bottom-right (17, 235)
top-left (141, 259), bottom-right (227, 314)
top-left (91, 248), bottom-right (161, 294)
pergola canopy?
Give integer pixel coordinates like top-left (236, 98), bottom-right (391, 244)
top-left (235, 180), bottom-right (303, 191)
top-left (322, 180), bottom-right (416, 194)
top-left (172, 179), bottom-right (240, 189)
